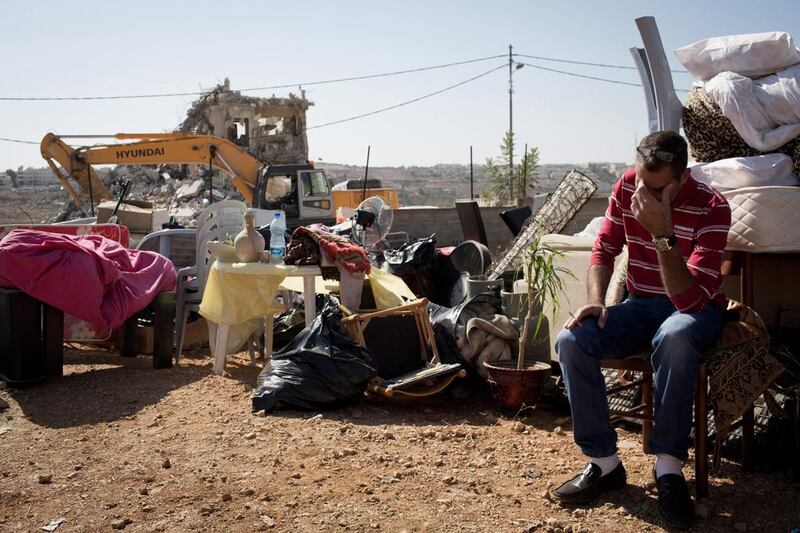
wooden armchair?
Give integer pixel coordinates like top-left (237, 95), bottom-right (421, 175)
top-left (340, 299), bottom-right (465, 400)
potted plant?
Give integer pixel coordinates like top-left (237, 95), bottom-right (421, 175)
top-left (484, 234), bottom-right (573, 412)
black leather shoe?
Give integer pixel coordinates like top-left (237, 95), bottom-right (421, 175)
top-left (654, 469), bottom-right (694, 529)
top-left (552, 462), bottom-right (626, 504)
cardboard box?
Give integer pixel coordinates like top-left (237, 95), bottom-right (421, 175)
top-left (96, 200), bottom-right (170, 233)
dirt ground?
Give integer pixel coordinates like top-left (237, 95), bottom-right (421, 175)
top-left (0, 188), bottom-right (69, 225)
top-left (1, 346), bottom-right (798, 533)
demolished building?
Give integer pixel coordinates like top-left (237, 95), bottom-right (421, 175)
top-left (179, 78), bottom-right (313, 165)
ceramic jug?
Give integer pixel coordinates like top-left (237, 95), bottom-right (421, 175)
top-left (233, 210), bottom-right (265, 262)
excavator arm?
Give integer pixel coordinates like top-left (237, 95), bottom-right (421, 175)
top-left (41, 132), bottom-right (111, 210)
top-left (40, 132), bottom-right (264, 209)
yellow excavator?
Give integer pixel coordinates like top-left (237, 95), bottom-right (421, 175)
top-left (40, 132), bottom-right (339, 226)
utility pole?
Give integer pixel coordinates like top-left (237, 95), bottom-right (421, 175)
top-left (508, 44), bottom-right (514, 205)
top-left (469, 145), bottom-right (474, 201)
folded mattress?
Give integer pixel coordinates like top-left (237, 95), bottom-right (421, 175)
top-left (723, 186), bottom-right (800, 252)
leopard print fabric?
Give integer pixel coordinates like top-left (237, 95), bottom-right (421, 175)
top-left (683, 86), bottom-right (800, 176)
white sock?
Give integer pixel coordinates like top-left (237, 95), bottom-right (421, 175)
top-left (589, 453), bottom-right (621, 477)
top-left (655, 454), bottom-right (684, 479)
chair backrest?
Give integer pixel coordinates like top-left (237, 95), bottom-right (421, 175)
top-left (634, 16), bottom-right (683, 132)
top-left (195, 200), bottom-right (247, 297)
top-left (341, 299), bottom-right (437, 379)
top-left (455, 200), bottom-right (488, 246)
top-left (499, 206), bottom-right (532, 237)
top-left (362, 314), bottom-right (424, 379)
top-left (196, 200), bottom-right (248, 233)
top-left (135, 228), bottom-right (197, 269)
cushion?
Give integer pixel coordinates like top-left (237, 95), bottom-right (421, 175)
top-left (674, 32), bottom-right (800, 81)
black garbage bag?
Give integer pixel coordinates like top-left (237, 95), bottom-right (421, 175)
top-left (271, 308), bottom-right (306, 352)
top-left (252, 296), bottom-right (376, 412)
top-left (384, 235), bottom-right (437, 299)
top-left (428, 292), bottom-right (503, 336)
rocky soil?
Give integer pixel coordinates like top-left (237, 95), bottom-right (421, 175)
top-left (0, 346), bottom-right (798, 532)
top-left (0, 188), bottom-right (70, 225)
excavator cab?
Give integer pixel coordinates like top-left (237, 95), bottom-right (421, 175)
top-left (256, 163), bottom-right (334, 227)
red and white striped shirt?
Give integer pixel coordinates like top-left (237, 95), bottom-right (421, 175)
top-left (591, 168), bottom-right (731, 313)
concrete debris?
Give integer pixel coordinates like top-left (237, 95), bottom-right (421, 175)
top-left (175, 179), bottom-right (204, 200)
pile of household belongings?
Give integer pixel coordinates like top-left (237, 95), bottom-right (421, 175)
top-left (678, 31), bottom-right (800, 252)
top-left (255, 226), bottom-right (470, 409)
top-left (675, 32), bottom-right (800, 447)
top-left (283, 226), bottom-right (519, 381)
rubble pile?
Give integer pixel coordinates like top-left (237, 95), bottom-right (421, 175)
top-left (50, 164), bottom-right (244, 226)
top-left (179, 77), bottom-right (313, 165)
top-left (42, 78), bottom-right (314, 226)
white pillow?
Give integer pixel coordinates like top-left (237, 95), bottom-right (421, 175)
top-left (573, 216), bottom-right (606, 239)
top-left (689, 154), bottom-right (798, 191)
top-left (675, 32), bottom-right (800, 81)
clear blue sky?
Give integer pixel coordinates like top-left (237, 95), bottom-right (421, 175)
top-left (1, 0), bottom-right (799, 170)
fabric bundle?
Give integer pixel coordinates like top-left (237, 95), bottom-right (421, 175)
top-left (284, 226), bottom-right (370, 311)
top-left (456, 314), bottom-right (519, 379)
top-left (0, 229), bottom-right (176, 331)
top-left (284, 226), bottom-right (371, 280)
top-left (677, 31), bottom-right (800, 181)
top-left (683, 86), bottom-right (800, 176)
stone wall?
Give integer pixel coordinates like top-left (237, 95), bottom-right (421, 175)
top-left (392, 196), bottom-right (609, 251)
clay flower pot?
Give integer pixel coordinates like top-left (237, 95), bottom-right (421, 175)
top-left (483, 360), bottom-right (550, 413)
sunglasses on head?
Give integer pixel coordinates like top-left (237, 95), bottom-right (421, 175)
top-left (636, 145), bottom-right (675, 162)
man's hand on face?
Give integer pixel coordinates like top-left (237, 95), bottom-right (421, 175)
top-left (631, 177), bottom-right (675, 237)
top-left (565, 303), bottom-right (608, 330)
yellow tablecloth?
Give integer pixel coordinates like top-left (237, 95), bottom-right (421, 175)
top-left (200, 261), bottom-right (298, 325)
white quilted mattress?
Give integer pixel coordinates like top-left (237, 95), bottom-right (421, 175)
top-left (722, 186), bottom-right (800, 252)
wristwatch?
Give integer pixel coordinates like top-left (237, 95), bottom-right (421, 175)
top-left (652, 234), bottom-right (677, 252)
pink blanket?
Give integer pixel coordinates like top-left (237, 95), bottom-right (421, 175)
top-left (0, 229), bottom-right (176, 331)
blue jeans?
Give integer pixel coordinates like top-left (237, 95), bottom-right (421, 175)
top-left (556, 296), bottom-right (724, 461)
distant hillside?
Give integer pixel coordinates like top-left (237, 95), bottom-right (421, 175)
top-left (318, 162), bottom-right (627, 207)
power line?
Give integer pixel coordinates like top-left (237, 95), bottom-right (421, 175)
top-left (0, 136), bottom-right (38, 145)
top-left (0, 58), bottom-right (690, 143)
top-left (515, 53), bottom-right (689, 74)
top-left (0, 64), bottom-right (507, 141)
top-left (0, 54), bottom-right (507, 102)
top-left (517, 61), bottom-right (689, 92)
top-left (242, 54), bottom-right (507, 91)
top-left (305, 64), bottom-right (506, 130)
top-left (519, 62), bottom-right (641, 87)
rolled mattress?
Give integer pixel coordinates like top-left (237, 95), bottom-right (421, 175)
top-left (722, 186), bottom-right (800, 252)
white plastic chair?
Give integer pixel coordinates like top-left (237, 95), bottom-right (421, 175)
top-left (631, 16), bottom-right (683, 133)
top-left (175, 200), bottom-right (247, 364)
top-left (135, 228), bottom-right (197, 270)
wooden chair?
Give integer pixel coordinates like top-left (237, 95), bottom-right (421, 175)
top-left (601, 356), bottom-right (715, 498)
top-left (340, 299), bottom-right (466, 400)
top-left (601, 307), bottom-right (760, 499)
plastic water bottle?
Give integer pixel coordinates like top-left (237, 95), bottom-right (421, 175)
top-left (269, 212), bottom-right (286, 264)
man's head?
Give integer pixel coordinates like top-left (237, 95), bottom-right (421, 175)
top-left (635, 130), bottom-right (690, 202)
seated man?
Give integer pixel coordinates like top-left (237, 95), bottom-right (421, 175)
top-left (553, 131), bottom-right (731, 529)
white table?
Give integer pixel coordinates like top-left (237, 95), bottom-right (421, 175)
top-left (199, 261), bottom-right (321, 375)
